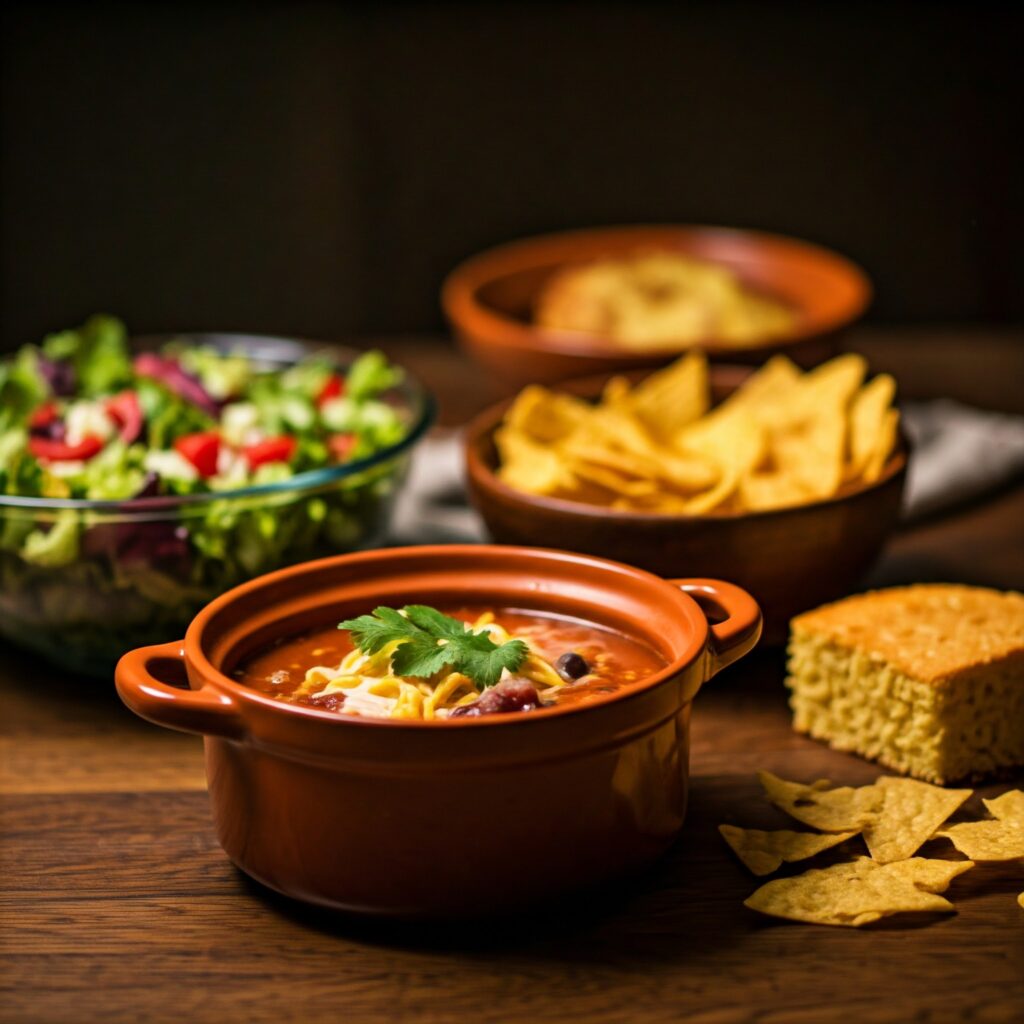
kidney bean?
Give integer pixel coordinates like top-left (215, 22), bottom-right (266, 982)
top-left (309, 692), bottom-right (347, 712)
top-left (449, 678), bottom-right (542, 717)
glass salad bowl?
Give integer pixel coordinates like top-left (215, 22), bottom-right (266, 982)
top-left (0, 332), bottom-right (435, 676)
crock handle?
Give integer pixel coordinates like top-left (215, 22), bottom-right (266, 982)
top-left (670, 578), bottom-right (763, 677)
top-left (115, 641), bottom-right (245, 739)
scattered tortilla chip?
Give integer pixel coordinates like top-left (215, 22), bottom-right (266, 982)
top-left (758, 771), bottom-right (882, 832)
top-left (744, 856), bottom-right (974, 927)
top-left (1018, 892), bottom-right (1024, 910)
top-left (983, 789), bottom-right (1024, 826)
top-left (863, 776), bottom-right (972, 864)
top-left (935, 819), bottom-right (1024, 861)
top-left (719, 824), bottom-right (858, 876)
top-left (935, 788), bottom-right (1024, 861)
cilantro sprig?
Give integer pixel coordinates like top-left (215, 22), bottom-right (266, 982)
top-left (338, 605), bottom-right (528, 689)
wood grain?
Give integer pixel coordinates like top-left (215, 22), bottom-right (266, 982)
top-left (1, 334), bottom-right (1023, 1024)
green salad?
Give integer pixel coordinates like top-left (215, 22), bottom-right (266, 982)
top-left (0, 316), bottom-right (426, 674)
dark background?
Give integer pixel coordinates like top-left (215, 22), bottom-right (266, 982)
top-left (2, 1), bottom-right (1021, 350)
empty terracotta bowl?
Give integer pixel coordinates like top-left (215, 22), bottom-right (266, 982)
top-left (442, 225), bottom-right (872, 385)
top-left (115, 545), bottom-right (761, 917)
top-left (464, 368), bottom-right (908, 645)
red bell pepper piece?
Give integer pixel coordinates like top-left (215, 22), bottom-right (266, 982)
top-left (28, 435), bottom-right (104, 462)
top-left (316, 374), bottom-right (345, 407)
top-left (105, 391), bottom-right (144, 444)
top-left (243, 435), bottom-right (297, 470)
top-left (174, 432), bottom-right (221, 478)
top-left (28, 402), bottom-right (60, 430)
top-left (328, 433), bottom-right (357, 461)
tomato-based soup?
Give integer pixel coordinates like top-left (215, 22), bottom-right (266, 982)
top-left (236, 607), bottom-right (667, 720)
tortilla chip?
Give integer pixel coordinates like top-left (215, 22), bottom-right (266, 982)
top-left (863, 776), bottom-right (972, 864)
top-left (758, 771), bottom-right (882, 832)
top-left (935, 819), bottom-right (1024, 861)
top-left (657, 453), bottom-right (721, 494)
top-left (849, 373), bottom-right (896, 477)
top-left (733, 353), bottom-right (865, 435)
top-left (719, 355), bottom-right (802, 424)
top-left (795, 353), bottom-right (867, 418)
top-left (719, 824), bottom-right (858, 876)
top-left (570, 461), bottom-right (660, 498)
top-left (601, 375), bottom-right (633, 406)
top-left (983, 789), bottom-right (1024, 826)
top-left (1018, 892), bottom-right (1024, 910)
top-left (627, 350), bottom-right (709, 437)
top-left (559, 438), bottom-right (656, 479)
top-left (936, 788), bottom-right (1024, 861)
top-left (582, 405), bottom-right (664, 461)
top-left (495, 428), bottom-right (573, 495)
top-left (680, 405), bottom-right (765, 469)
top-left (738, 470), bottom-right (814, 512)
top-left (561, 435), bottom-right (717, 495)
top-left (504, 386), bottom-right (591, 443)
top-left (744, 856), bottom-right (973, 927)
top-left (771, 409), bottom-right (847, 500)
top-left (862, 408), bottom-right (900, 483)
top-left (677, 407), bottom-right (766, 513)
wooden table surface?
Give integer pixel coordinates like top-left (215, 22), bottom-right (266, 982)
top-left (2, 329), bottom-right (1023, 1024)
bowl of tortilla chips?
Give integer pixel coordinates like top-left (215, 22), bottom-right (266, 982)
top-left (465, 352), bottom-right (908, 644)
top-left (443, 225), bottom-right (871, 385)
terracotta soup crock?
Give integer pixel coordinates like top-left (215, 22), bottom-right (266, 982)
top-left (115, 545), bottom-right (761, 917)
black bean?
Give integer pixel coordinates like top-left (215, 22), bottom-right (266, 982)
top-left (555, 652), bottom-right (590, 682)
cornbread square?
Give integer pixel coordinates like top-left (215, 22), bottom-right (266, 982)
top-left (786, 585), bottom-right (1024, 784)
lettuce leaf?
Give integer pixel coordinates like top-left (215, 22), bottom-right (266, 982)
top-left (138, 378), bottom-right (215, 448)
top-left (177, 346), bottom-right (252, 401)
top-left (72, 441), bottom-right (147, 500)
top-left (44, 314), bottom-right (132, 397)
top-left (21, 510), bottom-right (81, 567)
top-left (346, 350), bottom-right (402, 400)
top-left (0, 429), bottom-right (40, 496)
top-left (0, 348), bottom-right (48, 430)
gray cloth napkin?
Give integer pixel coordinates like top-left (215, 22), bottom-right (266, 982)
top-left (390, 432), bottom-right (486, 544)
top-left (901, 400), bottom-right (1024, 521)
top-left (390, 402), bottom-right (1024, 543)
